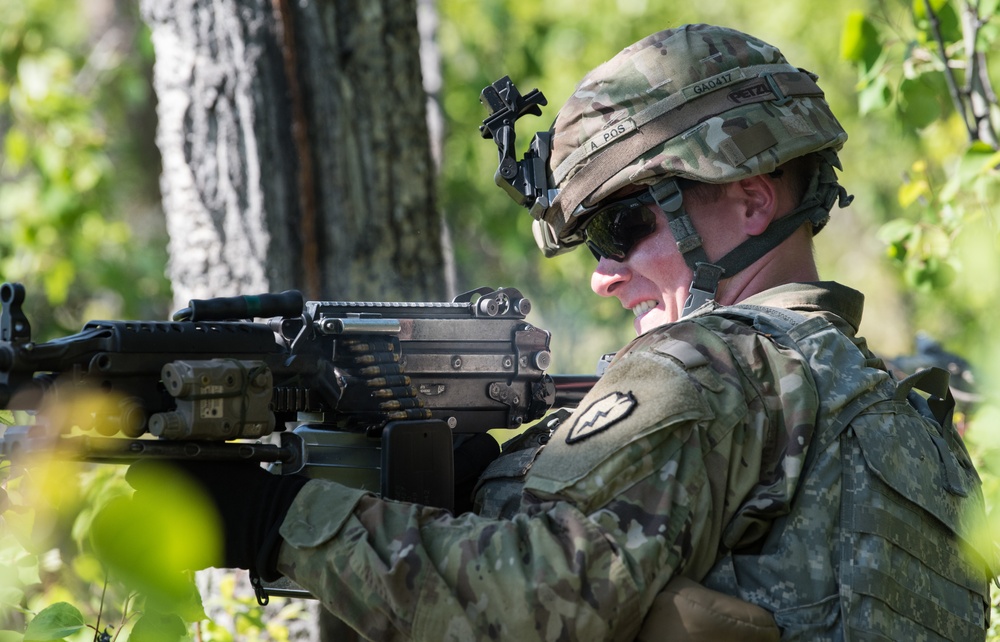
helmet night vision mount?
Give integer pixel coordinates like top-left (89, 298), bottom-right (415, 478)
top-left (479, 76), bottom-right (553, 217)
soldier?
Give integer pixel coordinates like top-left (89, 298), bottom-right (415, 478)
top-left (129, 24), bottom-right (993, 641)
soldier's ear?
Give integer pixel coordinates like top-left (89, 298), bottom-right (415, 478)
top-left (735, 175), bottom-right (779, 236)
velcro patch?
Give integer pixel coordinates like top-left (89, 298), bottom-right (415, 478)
top-left (585, 119), bottom-right (638, 156)
top-left (681, 68), bottom-right (743, 99)
top-left (565, 391), bottom-right (637, 444)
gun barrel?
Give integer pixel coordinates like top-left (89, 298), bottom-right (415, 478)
top-left (551, 374), bottom-right (599, 408)
top-left (0, 429), bottom-right (302, 468)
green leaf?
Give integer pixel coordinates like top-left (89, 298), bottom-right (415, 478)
top-left (909, 255), bottom-right (956, 290)
top-left (23, 602), bottom-right (85, 641)
top-left (913, 0), bottom-right (962, 44)
top-left (878, 218), bottom-right (916, 261)
top-left (0, 410), bottom-right (13, 426)
top-left (0, 631), bottom-right (25, 642)
top-left (973, 150), bottom-right (1000, 176)
top-left (858, 74), bottom-right (892, 114)
top-left (912, 0), bottom-right (950, 20)
top-left (955, 143), bottom-right (1000, 186)
top-left (0, 584), bottom-right (24, 608)
top-left (918, 223), bottom-right (952, 258)
top-left (884, 223), bottom-right (912, 244)
top-left (841, 11), bottom-right (882, 69)
top-left (3, 129), bottom-right (30, 171)
top-left (69, 552), bottom-right (104, 585)
top-left (129, 612), bottom-right (188, 642)
top-left (142, 577), bottom-right (207, 624)
top-left (898, 76), bottom-right (942, 130)
top-left (898, 178), bottom-right (931, 208)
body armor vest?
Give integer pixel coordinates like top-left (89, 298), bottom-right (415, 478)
top-left (702, 304), bottom-right (991, 641)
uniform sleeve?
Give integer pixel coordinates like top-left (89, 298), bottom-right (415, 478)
top-left (276, 322), bottom-right (816, 641)
top-left (278, 479), bottom-right (647, 641)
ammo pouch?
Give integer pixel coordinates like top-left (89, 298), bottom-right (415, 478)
top-left (637, 576), bottom-right (779, 642)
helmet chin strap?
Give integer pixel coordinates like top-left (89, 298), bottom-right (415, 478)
top-left (647, 181), bottom-right (724, 317)
top-left (648, 177), bottom-right (847, 318)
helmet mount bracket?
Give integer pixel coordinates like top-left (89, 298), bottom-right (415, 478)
top-left (479, 76), bottom-right (549, 209)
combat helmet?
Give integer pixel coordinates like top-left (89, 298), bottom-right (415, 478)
top-left (481, 24), bottom-right (853, 316)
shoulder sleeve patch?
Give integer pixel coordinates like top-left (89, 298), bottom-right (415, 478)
top-left (565, 392), bottom-right (637, 444)
top-left (525, 347), bottom-right (715, 501)
top-left (652, 338), bottom-right (709, 368)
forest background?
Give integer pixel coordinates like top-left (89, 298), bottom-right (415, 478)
top-left (2, 0), bottom-right (999, 639)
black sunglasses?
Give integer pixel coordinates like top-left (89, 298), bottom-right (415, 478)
top-left (584, 191), bottom-right (658, 261)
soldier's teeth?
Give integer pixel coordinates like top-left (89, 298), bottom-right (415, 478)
top-left (632, 300), bottom-right (657, 317)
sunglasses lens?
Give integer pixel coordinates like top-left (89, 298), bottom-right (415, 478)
top-left (585, 198), bottom-right (656, 261)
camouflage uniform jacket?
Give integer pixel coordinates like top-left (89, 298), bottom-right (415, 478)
top-left (276, 281), bottom-right (991, 641)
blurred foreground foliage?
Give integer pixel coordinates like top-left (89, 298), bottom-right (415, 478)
top-left (1, 403), bottom-right (306, 641)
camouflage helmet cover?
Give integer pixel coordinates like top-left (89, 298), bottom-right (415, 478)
top-left (537, 24), bottom-right (849, 254)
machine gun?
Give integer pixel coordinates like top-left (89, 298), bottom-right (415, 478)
top-left (0, 282), bottom-right (597, 518)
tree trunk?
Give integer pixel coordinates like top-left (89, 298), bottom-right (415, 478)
top-left (139, 0), bottom-right (445, 639)
top-left (288, 0), bottom-right (446, 301)
top-left (141, 0), bottom-right (445, 310)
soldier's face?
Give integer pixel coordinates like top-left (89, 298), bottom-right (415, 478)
top-left (590, 206), bottom-right (691, 334)
top-left (590, 186), bottom-right (745, 335)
